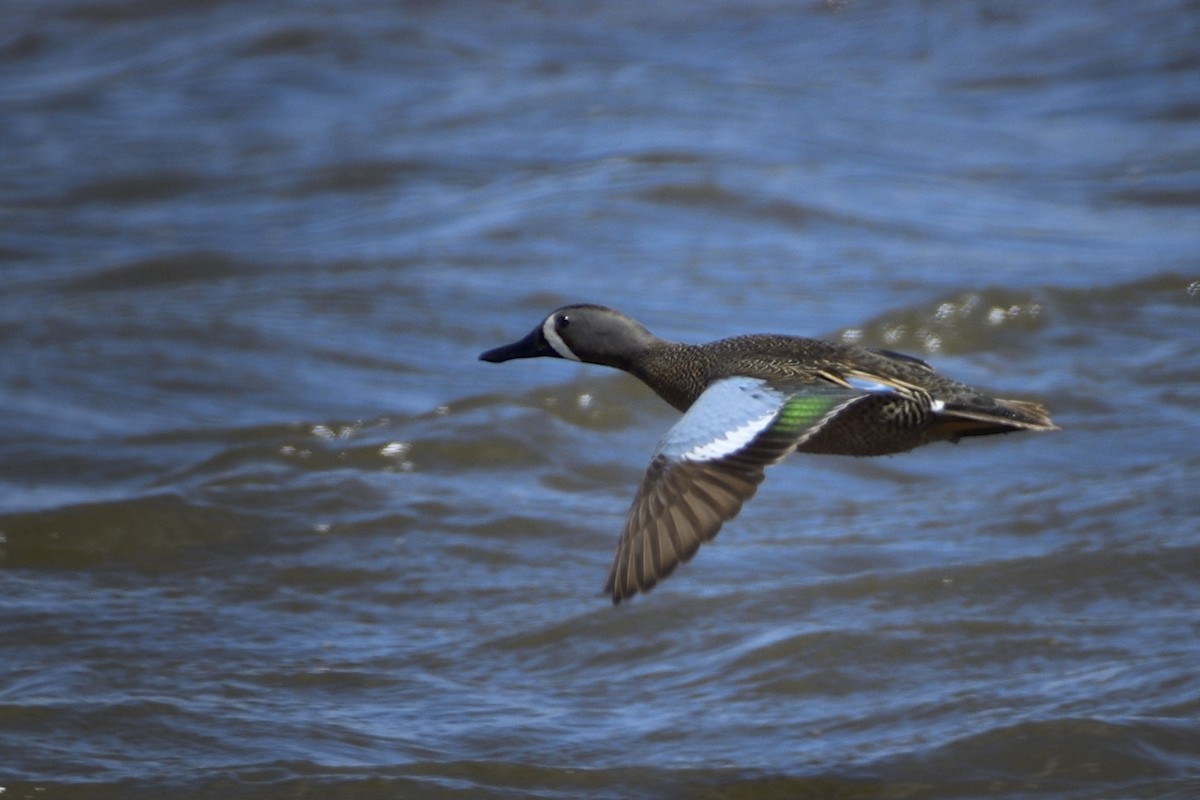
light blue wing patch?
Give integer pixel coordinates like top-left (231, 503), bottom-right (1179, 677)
top-left (657, 377), bottom-right (867, 464)
top-left (657, 377), bottom-right (784, 463)
top-left (843, 375), bottom-right (898, 394)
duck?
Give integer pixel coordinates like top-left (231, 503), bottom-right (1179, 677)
top-left (480, 303), bottom-right (1057, 604)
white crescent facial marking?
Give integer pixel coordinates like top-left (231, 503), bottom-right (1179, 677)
top-left (542, 315), bottom-right (581, 361)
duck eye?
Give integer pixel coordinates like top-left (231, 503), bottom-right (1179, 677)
top-left (556, 314), bottom-right (571, 331)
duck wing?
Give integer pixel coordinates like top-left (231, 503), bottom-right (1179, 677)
top-left (604, 376), bottom-right (870, 604)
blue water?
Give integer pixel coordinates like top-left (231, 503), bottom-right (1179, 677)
top-left (2, 1), bottom-right (1199, 797)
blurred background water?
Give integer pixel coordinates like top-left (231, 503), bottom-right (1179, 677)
top-left (2, 1), bottom-right (1199, 798)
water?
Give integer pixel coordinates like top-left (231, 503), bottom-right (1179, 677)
top-left (2, 1), bottom-right (1199, 797)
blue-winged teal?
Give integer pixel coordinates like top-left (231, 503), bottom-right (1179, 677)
top-left (480, 303), bottom-right (1057, 604)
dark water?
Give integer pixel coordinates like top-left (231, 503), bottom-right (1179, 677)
top-left (3, 1), bottom-right (1199, 797)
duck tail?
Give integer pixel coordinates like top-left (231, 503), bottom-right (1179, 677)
top-left (935, 397), bottom-right (1058, 439)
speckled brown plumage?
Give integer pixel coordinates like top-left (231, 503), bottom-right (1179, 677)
top-left (481, 303), bottom-right (1057, 603)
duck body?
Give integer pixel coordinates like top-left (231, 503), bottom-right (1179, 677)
top-left (481, 304), bottom-right (1056, 603)
top-left (627, 333), bottom-right (1053, 456)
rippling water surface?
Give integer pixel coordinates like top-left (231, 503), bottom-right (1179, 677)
top-left (2, 1), bottom-right (1199, 798)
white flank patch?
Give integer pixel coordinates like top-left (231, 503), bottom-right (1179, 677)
top-left (931, 399), bottom-right (945, 413)
top-left (542, 315), bottom-right (581, 361)
top-left (682, 411), bottom-right (777, 461)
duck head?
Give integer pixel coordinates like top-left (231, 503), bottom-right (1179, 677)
top-left (479, 304), bottom-right (657, 371)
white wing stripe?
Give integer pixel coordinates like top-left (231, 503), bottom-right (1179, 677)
top-left (681, 410), bottom-right (777, 461)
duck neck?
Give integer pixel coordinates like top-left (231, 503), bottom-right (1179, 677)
top-left (629, 341), bottom-right (711, 413)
